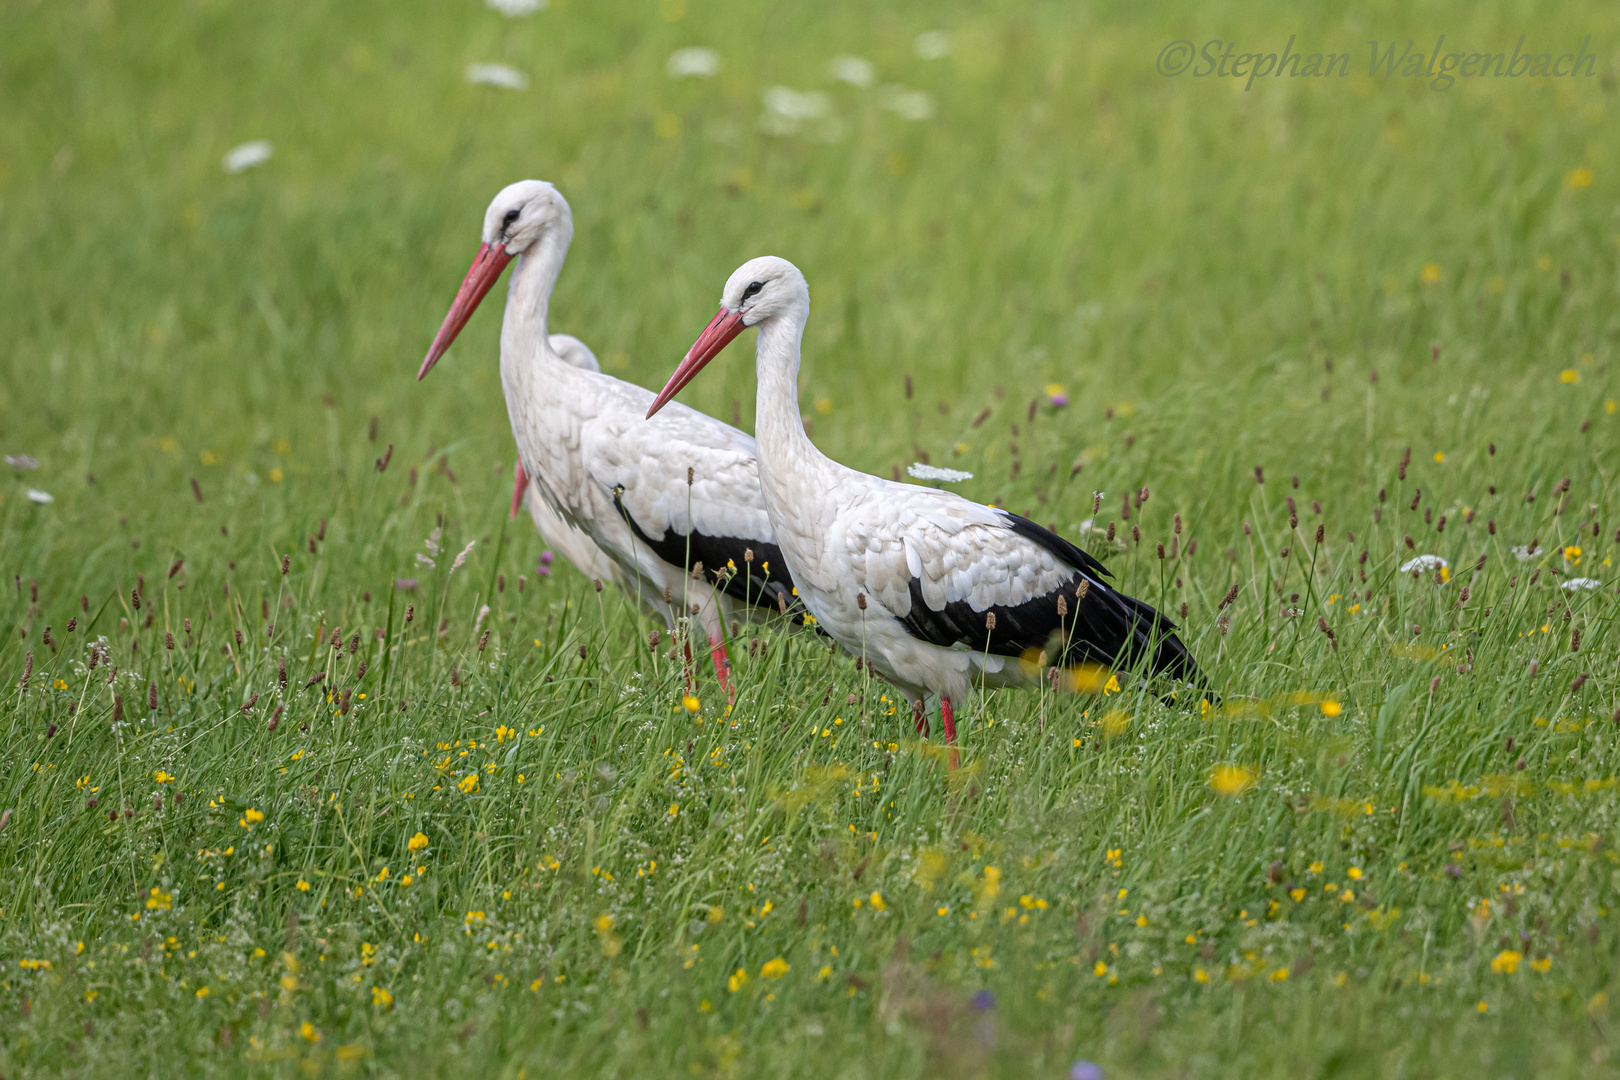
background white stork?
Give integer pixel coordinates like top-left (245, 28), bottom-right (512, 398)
top-left (507, 334), bottom-right (627, 591)
top-left (648, 256), bottom-right (1200, 759)
top-left (418, 183), bottom-right (805, 695)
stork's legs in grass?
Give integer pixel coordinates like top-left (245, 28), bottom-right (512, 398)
top-left (709, 638), bottom-right (734, 702)
top-left (510, 459), bottom-right (528, 520)
top-left (940, 696), bottom-right (960, 770)
top-left (912, 698), bottom-right (930, 738)
top-left (680, 639), bottom-right (732, 702)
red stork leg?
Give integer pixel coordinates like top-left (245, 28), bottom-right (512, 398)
top-left (708, 638), bottom-right (734, 703)
top-left (509, 459), bottom-right (528, 520)
top-left (912, 698), bottom-right (930, 738)
top-left (940, 696), bottom-right (960, 770)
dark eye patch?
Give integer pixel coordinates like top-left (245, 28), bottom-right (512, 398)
top-left (502, 209), bottom-right (521, 230)
top-left (741, 280), bottom-right (765, 300)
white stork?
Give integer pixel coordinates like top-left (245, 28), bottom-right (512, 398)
top-left (505, 334), bottom-right (625, 589)
top-left (647, 256), bottom-right (1200, 761)
top-left (418, 183), bottom-right (804, 695)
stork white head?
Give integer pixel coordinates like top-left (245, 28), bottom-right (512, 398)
top-left (646, 256), bottom-right (808, 417)
top-left (418, 180), bottom-right (574, 380)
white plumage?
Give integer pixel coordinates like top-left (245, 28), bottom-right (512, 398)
top-left (418, 184), bottom-right (804, 693)
top-left (648, 256), bottom-right (1198, 758)
top-left (510, 334), bottom-right (628, 591)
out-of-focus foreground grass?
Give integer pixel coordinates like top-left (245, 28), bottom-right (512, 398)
top-left (1, 0), bottom-right (1618, 1076)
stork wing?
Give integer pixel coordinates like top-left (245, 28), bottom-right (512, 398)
top-left (581, 403), bottom-right (801, 615)
top-left (839, 485), bottom-right (1195, 679)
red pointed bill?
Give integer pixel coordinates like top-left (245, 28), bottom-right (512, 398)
top-left (418, 242), bottom-right (514, 381)
top-left (646, 306), bottom-right (746, 418)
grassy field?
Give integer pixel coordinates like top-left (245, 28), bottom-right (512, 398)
top-left (3, 0), bottom-right (1619, 1076)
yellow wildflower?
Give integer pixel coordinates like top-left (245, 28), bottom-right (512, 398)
top-left (1209, 764), bottom-right (1255, 797)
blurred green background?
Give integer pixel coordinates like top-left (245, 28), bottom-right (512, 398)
top-left (3, 0), bottom-right (1612, 547)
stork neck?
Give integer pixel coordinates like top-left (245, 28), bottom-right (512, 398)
top-left (500, 229), bottom-right (569, 376)
top-left (752, 307), bottom-right (822, 474)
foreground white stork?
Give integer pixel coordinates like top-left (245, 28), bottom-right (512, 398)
top-left (647, 256), bottom-right (1200, 760)
top-left (418, 183), bottom-right (804, 694)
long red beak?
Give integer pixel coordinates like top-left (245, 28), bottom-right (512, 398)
top-left (418, 242), bottom-right (515, 381)
top-left (647, 306), bottom-right (746, 418)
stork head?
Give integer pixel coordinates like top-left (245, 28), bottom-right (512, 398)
top-left (646, 256), bottom-right (807, 417)
top-left (418, 180), bottom-right (573, 380)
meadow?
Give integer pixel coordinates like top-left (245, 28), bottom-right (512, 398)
top-left (2, 0), bottom-right (1618, 1076)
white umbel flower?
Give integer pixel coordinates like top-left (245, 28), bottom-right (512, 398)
top-left (222, 140), bottom-right (273, 174)
top-left (907, 463), bottom-right (972, 483)
top-left (465, 63), bottom-right (528, 90)
top-left (667, 47), bottom-right (720, 78)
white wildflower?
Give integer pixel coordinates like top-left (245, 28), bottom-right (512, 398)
top-left (425, 527), bottom-right (442, 557)
top-left (914, 30), bottom-right (951, 60)
top-left (1511, 545), bottom-right (1540, 562)
top-left (415, 553), bottom-right (436, 569)
top-left (1399, 555), bottom-right (1448, 573)
top-left (465, 63), bottom-right (528, 90)
top-left (666, 47), bottom-right (720, 78)
top-left (1562, 577), bottom-right (1602, 591)
top-left (877, 85), bottom-right (934, 121)
top-left (449, 541), bottom-right (476, 573)
top-left (486, 0), bottom-right (543, 15)
top-left (222, 140), bottom-right (273, 174)
top-left (827, 54), bottom-right (875, 87)
top-left (26, 489), bottom-right (54, 504)
top-left (760, 87), bottom-right (836, 138)
top-left (6, 454), bottom-right (40, 470)
top-left (908, 463), bottom-right (972, 483)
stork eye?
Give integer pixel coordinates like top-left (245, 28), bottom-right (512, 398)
top-left (502, 209), bottom-right (521, 229)
top-left (741, 280), bottom-right (765, 300)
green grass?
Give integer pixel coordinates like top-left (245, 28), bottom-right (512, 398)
top-left (3, 0), bottom-right (1619, 1076)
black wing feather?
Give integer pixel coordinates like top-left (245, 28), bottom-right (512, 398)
top-left (613, 491), bottom-right (807, 619)
top-left (895, 511), bottom-right (1199, 683)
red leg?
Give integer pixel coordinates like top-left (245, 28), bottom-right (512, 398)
top-left (510, 459), bottom-right (528, 521)
top-left (940, 696), bottom-right (960, 770)
top-left (709, 638), bottom-right (734, 703)
top-left (912, 698), bottom-right (930, 738)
